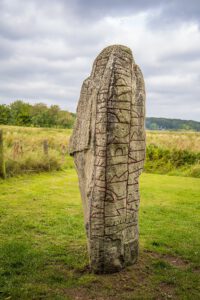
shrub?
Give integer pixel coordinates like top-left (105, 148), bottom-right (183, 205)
top-left (145, 144), bottom-right (200, 177)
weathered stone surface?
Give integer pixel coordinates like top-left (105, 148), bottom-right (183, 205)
top-left (69, 45), bottom-right (146, 273)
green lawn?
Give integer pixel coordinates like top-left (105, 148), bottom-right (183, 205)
top-left (0, 171), bottom-right (199, 299)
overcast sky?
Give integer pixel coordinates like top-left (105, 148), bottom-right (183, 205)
top-left (0, 0), bottom-right (200, 120)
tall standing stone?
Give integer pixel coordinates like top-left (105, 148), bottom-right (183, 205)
top-left (69, 45), bottom-right (146, 273)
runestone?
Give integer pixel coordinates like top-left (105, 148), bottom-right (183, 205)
top-left (69, 45), bottom-right (146, 273)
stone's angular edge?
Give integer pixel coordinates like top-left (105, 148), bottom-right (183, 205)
top-left (69, 44), bottom-right (146, 273)
top-left (68, 77), bottom-right (92, 154)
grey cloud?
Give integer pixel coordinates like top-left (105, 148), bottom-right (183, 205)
top-left (147, 91), bottom-right (200, 121)
top-left (67, 0), bottom-right (200, 26)
top-left (148, 0), bottom-right (200, 28)
top-left (71, 0), bottom-right (162, 19)
top-left (0, 0), bottom-right (200, 121)
top-left (0, 39), bottom-right (13, 59)
top-left (160, 49), bottom-right (200, 62)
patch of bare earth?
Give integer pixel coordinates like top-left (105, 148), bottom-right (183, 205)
top-left (192, 266), bottom-right (200, 274)
top-left (156, 282), bottom-right (175, 300)
top-left (144, 249), bottom-right (190, 269)
top-left (65, 250), bottom-right (192, 300)
top-left (65, 252), bottom-right (155, 300)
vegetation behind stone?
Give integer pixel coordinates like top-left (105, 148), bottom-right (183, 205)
top-left (1, 100), bottom-right (200, 131)
top-left (0, 125), bottom-right (200, 178)
top-left (0, 100), bottom-right (75, 128)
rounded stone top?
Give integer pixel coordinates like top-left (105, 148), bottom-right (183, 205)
top-left (101, 44), bottom-right (132, 54)
top-left (94, 44), bottom-right (135, 65)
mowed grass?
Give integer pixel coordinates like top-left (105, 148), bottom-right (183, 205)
top-left (0, 170), bottom-right (199, 299)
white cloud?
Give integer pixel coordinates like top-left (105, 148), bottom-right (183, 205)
top-left (0, 0), bottom-right (200, 121)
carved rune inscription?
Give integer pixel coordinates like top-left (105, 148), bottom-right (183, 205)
top-left (69, 45), bottom-right (146, 273)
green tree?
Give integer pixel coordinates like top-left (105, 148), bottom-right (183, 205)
top-left (0, 104), bottom-right (11, 124)
top-left (149, 123), bottom-right (159, 130)
top-left (0, 100), bottom-right (77, 128)
top-left (57, 110), bottom-right (75, 128)
top-left (48, 105), bottom-right (61, 127)
top-left (10, 100), bottom-right (32, 126)
top-left (31, 103), bottom-right (49, 127)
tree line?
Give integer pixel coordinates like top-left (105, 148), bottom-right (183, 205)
top-left (146, 117), bottom-right (200, 131)
top-left (0, 100), bottom-right (75, 128)
top-left (1, 100), bottom-right (200, 131)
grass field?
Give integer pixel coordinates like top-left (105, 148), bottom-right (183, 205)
top-left (1, 125), bottom-right (200, 178)
top-left (0, 125), bottom-right (74, 176)
top-left (0, 170), bottom-right (199, 299)
top-left (147, 130), bottom-right (200, 152)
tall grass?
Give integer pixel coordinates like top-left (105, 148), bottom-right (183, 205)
top-left (1, 125), bottom-right (200, 178)
top-left (0, 125), bottom-right (74, 176)
top-left (147, 130), bottom-right (200, 152)
top-left (146, 130), bottom-right (200, 177)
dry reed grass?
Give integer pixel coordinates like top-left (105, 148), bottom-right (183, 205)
top-left (0, 125), bottom-right (73, 176)
top-left (147, 130), bottom-right (200, 153)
